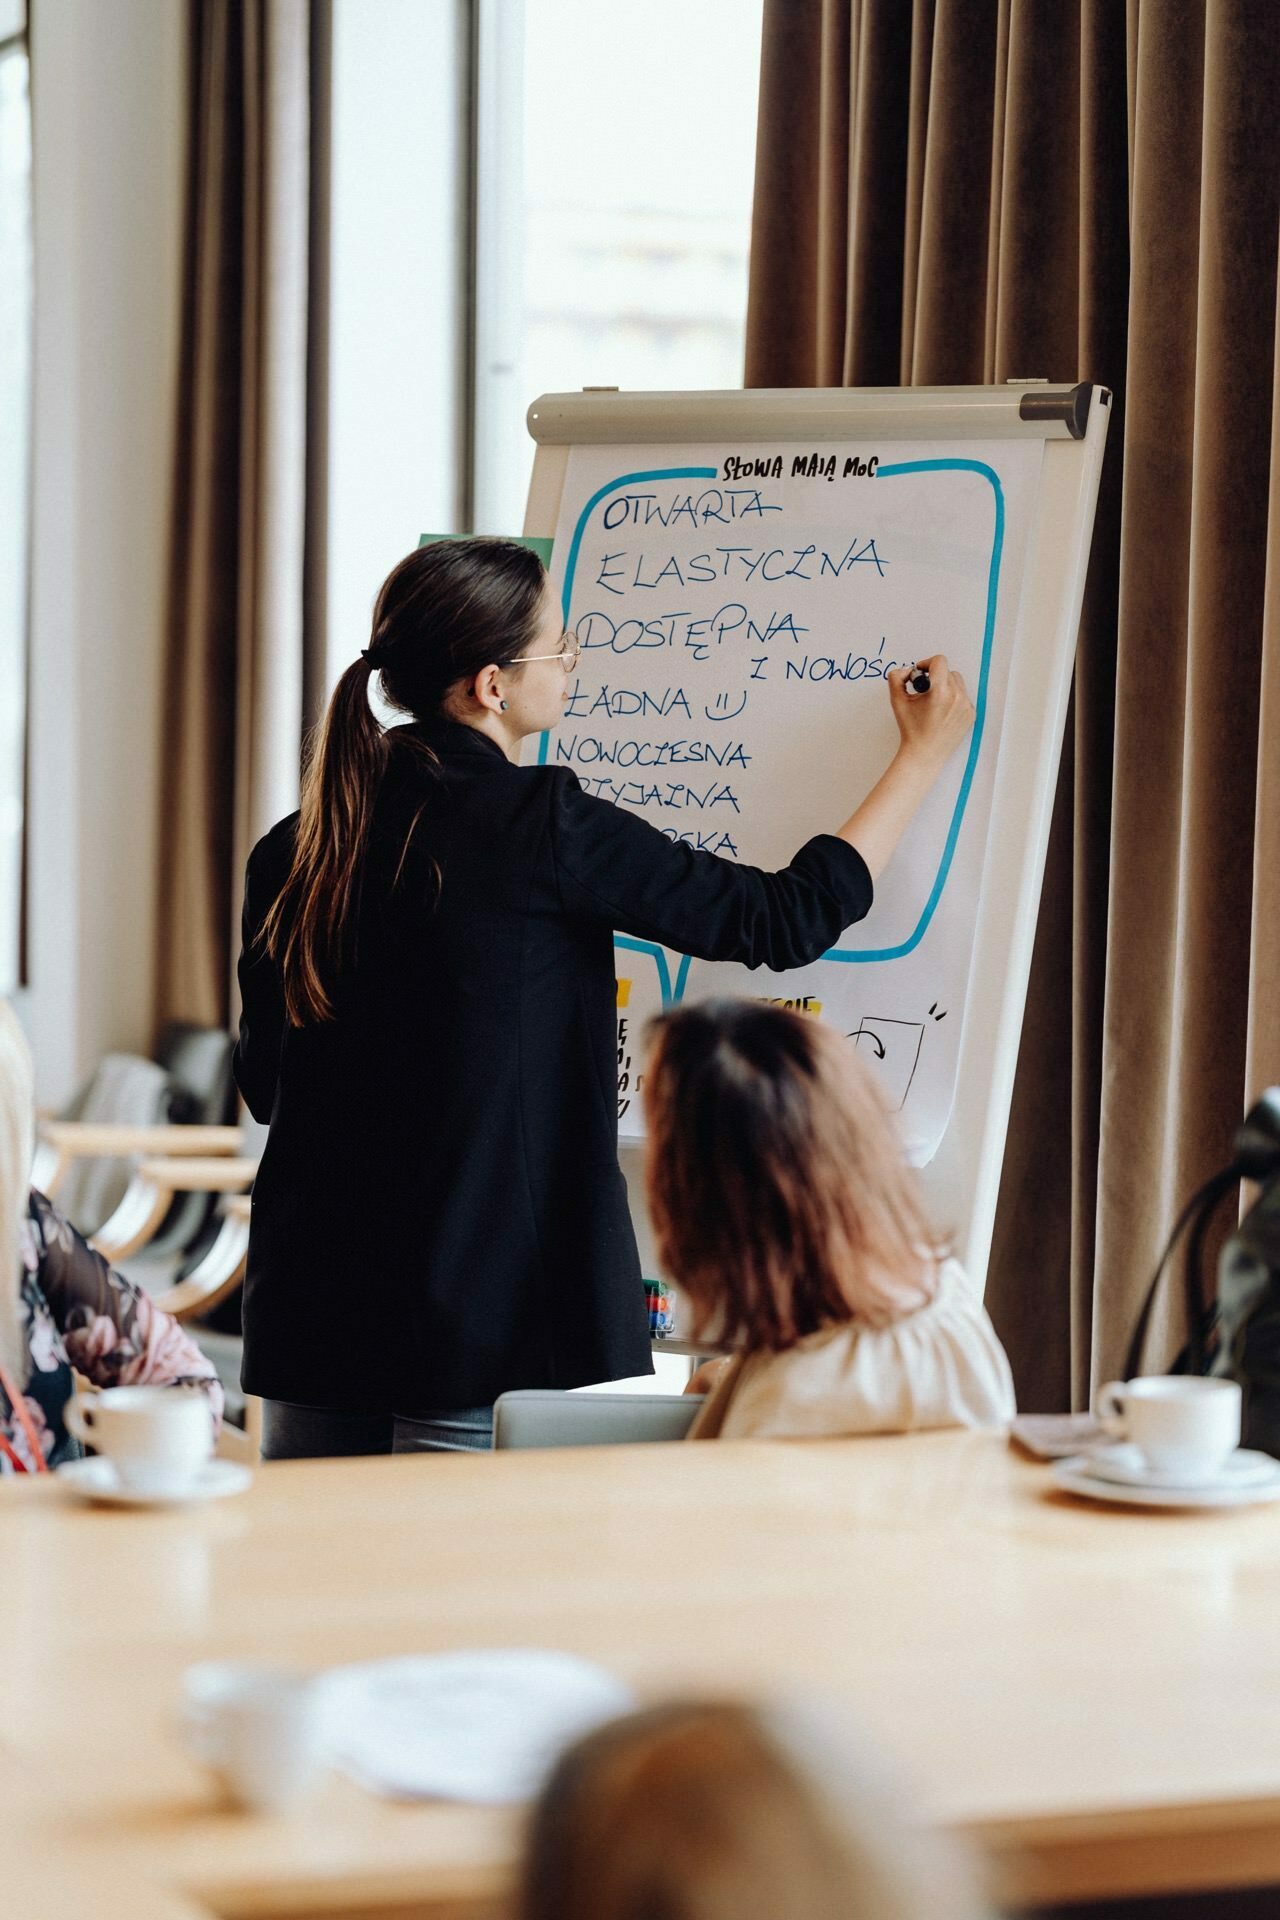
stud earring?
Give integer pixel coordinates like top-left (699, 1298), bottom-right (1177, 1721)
top-left (499, 699), bottom-right (508, 711)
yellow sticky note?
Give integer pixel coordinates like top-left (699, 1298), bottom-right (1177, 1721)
top-left (616, 978), bottom-right (632, 1009)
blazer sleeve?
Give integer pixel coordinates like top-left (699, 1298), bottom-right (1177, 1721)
top-left (547, 769), bottom-right (873, 972)
top-left (232, 837), bottom-right (289, 1124)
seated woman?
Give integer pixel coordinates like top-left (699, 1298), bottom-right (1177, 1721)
top-left (643, 1000), bottom-right (1015, 1440)
top-left (0, 1004), bottom-right (223, 1475)
top-left (516, 1698), bottom-right (990, 1920)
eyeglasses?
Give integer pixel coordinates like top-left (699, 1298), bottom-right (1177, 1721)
top-left (517, 631), bottom-right (581, 672)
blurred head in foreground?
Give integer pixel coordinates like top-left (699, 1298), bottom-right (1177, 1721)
top-left (515, 1699), bottom-right (989, 1920)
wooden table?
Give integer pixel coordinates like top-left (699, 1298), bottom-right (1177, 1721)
top-left (5, 1430), bottom-right (1280, 1919)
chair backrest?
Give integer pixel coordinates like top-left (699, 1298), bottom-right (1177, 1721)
top-left (492, 1390), bottom-right (701, 1450)
top-left (156, 1023), bottom-right (237, 1126)
top-left (143, 1025), bottom-right (237, 1257)
top-left (49, 1026), bottom-right (236, 1242)
top-left (54, 1053), bottom-right (172, 1233)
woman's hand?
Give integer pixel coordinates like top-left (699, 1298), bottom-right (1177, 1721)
top-left (834, 654), bottom-right (977, 881)
top-left (885, 655), bottom-right (975, 771)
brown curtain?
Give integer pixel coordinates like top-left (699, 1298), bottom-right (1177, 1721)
top-left (746, 0), bottom-right (1280, 1410)
top-left (157, 0), bottom-right (329, 1032)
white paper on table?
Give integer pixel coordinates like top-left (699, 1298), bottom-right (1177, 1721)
top-left (317, 1648), bottom-right (635, 1803)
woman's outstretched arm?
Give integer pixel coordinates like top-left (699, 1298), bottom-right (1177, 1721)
top-left (835, 655), bottom-right (974, 881)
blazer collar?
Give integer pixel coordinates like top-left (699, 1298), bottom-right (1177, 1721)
top-left (396, 717), bottom-right (509, 764)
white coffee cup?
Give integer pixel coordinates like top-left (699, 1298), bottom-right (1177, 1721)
top-left (180, 1662), bottom-right (328, 1814)
top-left (64, 1384), bottom-right (214, 1496)
top-left (1095, 1375), bottom-right (1242, 1483)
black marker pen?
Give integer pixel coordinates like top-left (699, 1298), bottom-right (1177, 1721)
top-left (905, 664), bottom-right (931, 697)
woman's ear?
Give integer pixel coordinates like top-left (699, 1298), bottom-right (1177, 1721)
top-left (470, 663), bottom-right (506, 713)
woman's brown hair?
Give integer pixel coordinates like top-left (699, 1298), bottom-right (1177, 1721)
top-left (261, 538), bottom-right (547, 1024)
top-left (516, 1700), bottom-right (988, 1920)
top-left (644, 1001), bottom-right (944, 1349)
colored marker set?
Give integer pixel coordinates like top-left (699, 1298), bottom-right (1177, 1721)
top-left (644, 1279), bottom-right (677, 1338)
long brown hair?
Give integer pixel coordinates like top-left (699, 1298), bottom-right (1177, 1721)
top-left (262, 538), bottom-right (547, 1024)
top-left (644, 1001), bottom-right (945, 1349)
top-left (517, 1700), bottom-right (989, 1920)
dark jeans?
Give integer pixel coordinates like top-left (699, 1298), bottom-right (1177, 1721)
top-left (261, 1399), bottom-right (493, 1461)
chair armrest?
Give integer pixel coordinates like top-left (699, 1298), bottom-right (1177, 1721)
top-left (132, 1156), bottom-right (257, 1194)
top-left (152, 1189), bottom-right (254, 1322)
top-left (34, 1123), bottom-right (244, 1205)
top-left (39, 1122), bottom-right (244, 1158)
top-left (90, 1158), bottom-right (255, 1263)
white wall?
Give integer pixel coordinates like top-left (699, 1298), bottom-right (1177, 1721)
top-left (326, 0), bottom-right (468, 684)
top-left (18, 0), bottom-right (185, 1103)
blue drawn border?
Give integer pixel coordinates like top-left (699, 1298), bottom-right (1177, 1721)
top-left (827, 458), bottom-right (1004, 960)
top-left (539, 459), bottom-right (1005, 1004)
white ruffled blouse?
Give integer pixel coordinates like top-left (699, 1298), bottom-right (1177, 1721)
top-left (688, 1259), bottom-right (1016, 1441)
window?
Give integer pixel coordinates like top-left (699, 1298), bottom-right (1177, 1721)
top-left (324, 1), bottom-right (762, 667)
top-left (0, 0), bottom-right (31, 993)
top-left (473, 0), bottom-right (764, 535)
top-left (326, 0), bottom-right (469, 683)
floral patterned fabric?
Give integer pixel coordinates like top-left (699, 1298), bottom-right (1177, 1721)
top-left (1, 1189), bottom-right (224, 1473)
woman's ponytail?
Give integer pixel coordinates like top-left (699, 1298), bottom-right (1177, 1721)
top-left (261, 656), bottom-right (388, 1026)
top-left (257, 536), bottom-right (547, 1027)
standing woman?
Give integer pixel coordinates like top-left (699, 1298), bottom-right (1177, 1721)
top-left (235, 539), bottom-right (972, 1459)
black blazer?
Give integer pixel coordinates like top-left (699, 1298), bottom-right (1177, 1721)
top-left (233, 719), bottom-right (873, 1410)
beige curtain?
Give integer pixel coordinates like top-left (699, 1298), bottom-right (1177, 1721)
top-left (157, 0), bottom-right (328, 1032)
top-left (747, 0), bottom-right (1280, 1410)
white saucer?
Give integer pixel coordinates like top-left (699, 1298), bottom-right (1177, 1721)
top-left (1082, 1443), bottom-right (1280, 1491)
top-left (55, 1456), bottom-right (252, 1508)
top-left (1052, 1454), bottom-right (1280, 1510)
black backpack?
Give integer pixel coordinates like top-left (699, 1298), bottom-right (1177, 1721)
top-left (1124, 1090), bottom-right (1280, 1456)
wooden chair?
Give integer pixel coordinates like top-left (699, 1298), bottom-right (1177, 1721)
top-left (91, 1153), bottom-right (256, 1265)
top-left (34, 1022), bottom-right (240, 1261)
top-left (34, 1121), bottom-right (244, 1208)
